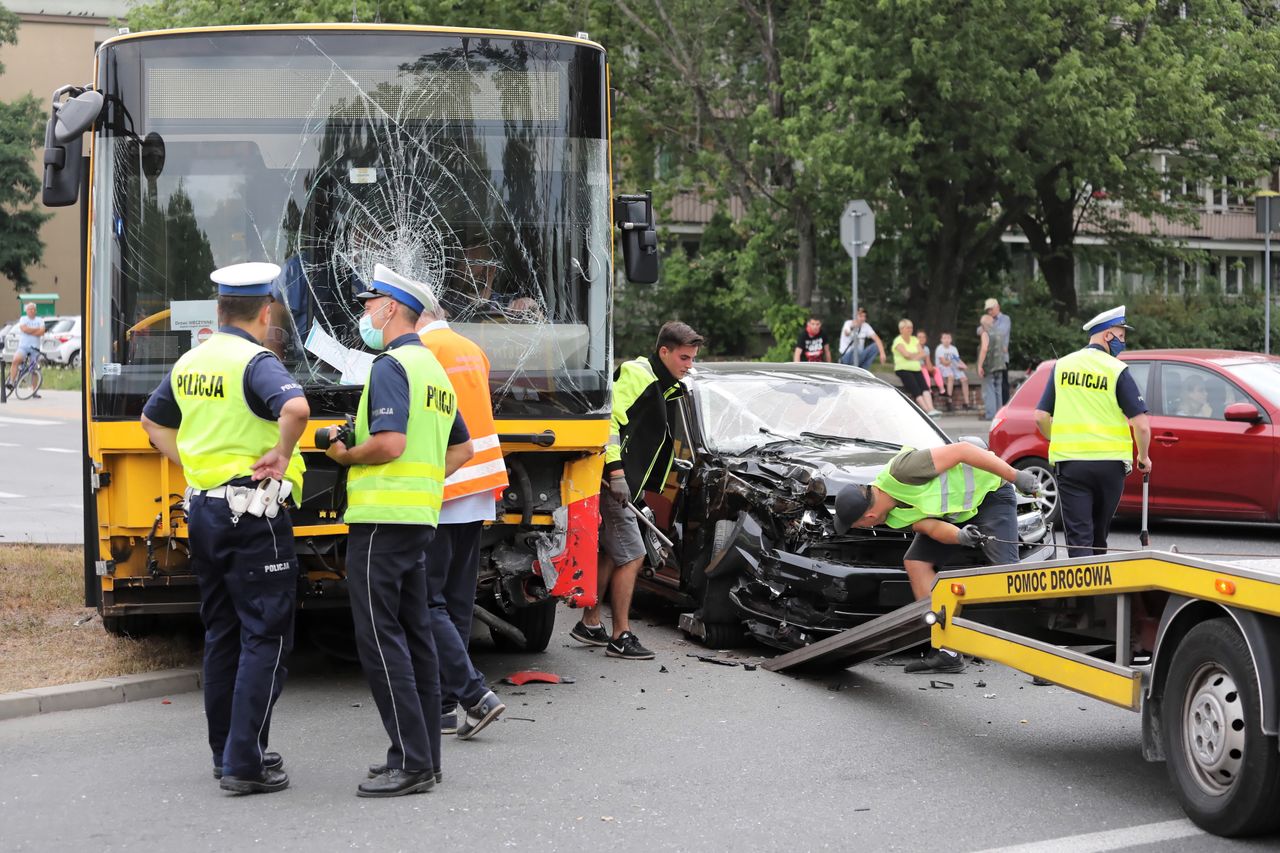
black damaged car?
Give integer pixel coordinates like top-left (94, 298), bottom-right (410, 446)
top-left (635, 362), bottom-right (1054, 650)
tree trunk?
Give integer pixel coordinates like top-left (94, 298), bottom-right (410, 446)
top-left (1041, 253), bottom-right (1077, 319)
top-left (794, 205), bottom-right (816, 306)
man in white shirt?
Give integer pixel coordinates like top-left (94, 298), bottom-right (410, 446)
top-left (839, 307), bottom-right (886, 370)
top-left (7, 303), bottom-right (44, 390)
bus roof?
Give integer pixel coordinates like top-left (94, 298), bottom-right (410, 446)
top-left (100, 23), bottom-right (604, 54)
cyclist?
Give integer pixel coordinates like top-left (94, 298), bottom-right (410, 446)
top-left (7, 303), bottom-right (44, 393)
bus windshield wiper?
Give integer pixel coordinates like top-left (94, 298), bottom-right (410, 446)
top-left (799, 432), bottom-right (902, 451)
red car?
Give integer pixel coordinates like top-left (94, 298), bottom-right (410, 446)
top-left (989, 349), bottom-right (1280, 524)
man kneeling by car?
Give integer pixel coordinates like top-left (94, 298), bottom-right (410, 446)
top-left (833, 443), bottom-right (1039, 674)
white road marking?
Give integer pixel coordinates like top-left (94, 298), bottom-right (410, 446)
top-left (974, 819), bottom-right (1203, 853)
top-left (0, 442), bottom-right (19, 447)
top-left (0, 416), bottom-right (60, 426)
top-left (0, 491), bottom-right (24, 498)
top-left (38, 447), bottom-right (76, 454)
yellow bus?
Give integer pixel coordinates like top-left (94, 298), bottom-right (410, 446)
top-left (42, 24), bottom-right (658, 649)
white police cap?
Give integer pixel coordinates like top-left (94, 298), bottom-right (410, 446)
top-left (355, 264), bottom-right (439, 315)
top-left (1082, 304), bottom-right (1133, 334)
top-left (209, 262), bottom-right (281, 297)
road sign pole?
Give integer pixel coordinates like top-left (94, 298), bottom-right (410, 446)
top-left (851, 252), bottom-right (859, 327)
top-left (1267, 222), bottom-right (1272, 356)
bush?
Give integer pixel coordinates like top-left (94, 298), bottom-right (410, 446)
top-left (762, 302), bottom-right (809, 362)
top-left (1003, 278), bottom-right (1272, 370)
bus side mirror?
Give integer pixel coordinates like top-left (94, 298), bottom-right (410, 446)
top-left (614, 191), bottom-right (659, 284)
top-left (43, 88), bottom-right (101, 208)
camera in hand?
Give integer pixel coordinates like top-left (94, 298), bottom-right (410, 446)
top-left (315, 415), bottom-right (355, 450)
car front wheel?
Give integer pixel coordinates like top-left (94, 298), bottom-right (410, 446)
top-left (1013, 457), bottom-right (1059, 524)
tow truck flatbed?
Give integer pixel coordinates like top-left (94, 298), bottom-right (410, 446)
top-left (766, 550), bottom-right (1280, 839)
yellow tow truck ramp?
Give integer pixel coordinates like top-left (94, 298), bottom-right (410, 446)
top-left (765, 550), bottom-right (1280, 840)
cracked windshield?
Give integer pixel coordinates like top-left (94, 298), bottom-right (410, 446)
top-left (695, 375), bottom-right (947, 455)
top-left (89, 32), bottom-right (611, 418)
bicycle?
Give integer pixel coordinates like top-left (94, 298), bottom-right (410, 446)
top-left (9, 350), bottom-right (44, 400)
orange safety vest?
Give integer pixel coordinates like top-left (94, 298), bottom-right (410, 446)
top-left (419, 323), bottom-right (509, 501)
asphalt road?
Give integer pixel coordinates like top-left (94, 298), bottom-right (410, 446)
top-left (0, 389), bottom-right (83, 544)
top-left (3, 407), bottom-right (1280, 850)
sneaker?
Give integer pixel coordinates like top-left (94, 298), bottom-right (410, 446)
top-left (569, 619), bottom-right (610, 647)
top-left (606, 631), bottom-right (654, 660)
top-left (926, 409), bottom-right (942, 418)
top-left (457, 690), bottom-right (505, 740)
top-left (904, 648), bottom-right (965, 673)
top-left (441, 707), bottom-right (458, 735)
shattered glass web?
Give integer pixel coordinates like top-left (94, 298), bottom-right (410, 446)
top-left (106, 34), bottom-right (610, 414)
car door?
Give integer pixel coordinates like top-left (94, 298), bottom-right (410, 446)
top-left (640, 396), bottom-right (698, 586)
top-left (1143, 361), bottom-right (1274, 519)
top-left (1113, 360), bottom-right (1154, 513)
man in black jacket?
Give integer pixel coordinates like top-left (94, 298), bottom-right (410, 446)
top-left (570, 321), bottom-right (703, 659)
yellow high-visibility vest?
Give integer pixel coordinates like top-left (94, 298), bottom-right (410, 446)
top-left (874, 448), bottom-right (1004, 528)
top-left (345, 345), bottom-right (455, 526)
top-left (171, 332), bottom-right (305, 498)
top-left (1048, 347), bottom-right (1133, 464)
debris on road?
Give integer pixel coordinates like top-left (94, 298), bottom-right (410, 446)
top-left (686, 653), bottom-right (740, 667)
top-left (502, 670), bottom-right (576, 685)
top-left (929, 680), bottom-right (953, 689)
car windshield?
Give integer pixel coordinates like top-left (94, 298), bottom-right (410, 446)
top-left (50, 320), bottom-right (75, 334)
top-left (694, 374), bottom-right (948, 455)
top-left (1223, 362), bottom-right (1280, 409)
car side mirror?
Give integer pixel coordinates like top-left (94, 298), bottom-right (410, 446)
top-left (614, 191), bottom-right (659, 284)
top-left (957, 435), bottom-right (989, 450)
top-left (1224, 402), bottom-right (1262, 423)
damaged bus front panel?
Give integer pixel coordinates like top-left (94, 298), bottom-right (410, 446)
top-left (75, 27), bottom-right (618, 647)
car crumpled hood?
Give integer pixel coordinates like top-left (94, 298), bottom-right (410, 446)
top-left (730, 441), bottom-right (900, 493)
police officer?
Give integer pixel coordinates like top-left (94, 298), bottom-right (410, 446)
top-left (417, 303), bottom-right (507, 741)
top-left (140, 262), bottom-right (310, 795)
top-left (1033, 305), bottom-right (1152, 558)
top-left (325, 264), bottom-right (474, 798)
top-left (833, 444), bottom-right (1039, 674)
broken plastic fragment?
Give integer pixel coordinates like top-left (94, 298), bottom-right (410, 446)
top-left (502, 670), bottom-right (575, 685)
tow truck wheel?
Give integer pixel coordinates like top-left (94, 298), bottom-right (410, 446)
top-left (491, 599), bottom-right (557, 653)
top-left (1162, 619), bottom-right (1280, 837)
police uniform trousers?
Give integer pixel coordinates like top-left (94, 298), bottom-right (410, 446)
top-left (425, 521), bottom-right (488, 714)
top-left (187, 483), bottom-right (297, 779)
top-left (1056, 460), bottom-right (1126, 559)
top-left (346, 522), bottom-right (442, 774)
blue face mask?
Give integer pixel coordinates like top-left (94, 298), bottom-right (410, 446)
top-left (359, 303), bottom-right (392, 350)
top-left (1107, 335), bottom-right (1126, 357)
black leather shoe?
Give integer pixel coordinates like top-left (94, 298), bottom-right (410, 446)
top-left (357, 768), bottom-right (435, 798)
top-left (219, 767), bottom-right (289, 794)
top-left (213, 751), bottom-right (283, 780)
top-left (367, 763), bottom-right (442, 784)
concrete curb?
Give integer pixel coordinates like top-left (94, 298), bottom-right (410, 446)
top-left (0, 668), bottom-right (202, 722)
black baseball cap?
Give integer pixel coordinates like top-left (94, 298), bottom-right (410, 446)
top-left (834, 484), bottom-right (871, 533)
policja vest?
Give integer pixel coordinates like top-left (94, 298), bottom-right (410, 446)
top-left (1047, 347), bottom-right (1132, 464)
top-left (344, 345), bottom-right (456, 526)
top-left (171, 332), bottom-right (306, 498)
top-left (419, 325), bottom-right (508, 501)
top-left (874, 447), bottom-right (1004, 528)
top-left (893, 335), bottom-right (923, 372)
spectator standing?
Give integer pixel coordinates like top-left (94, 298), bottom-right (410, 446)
top-left (978, 298), bottom-right (1012, 404)
top-left (935, 332), bottom-right (971, 409)
top-left (793, 315), bottom-right (831, 363)
top-left (893, 318), bottom-right (939, 418)
top-left (977, 314), bottom-right (1008, 419)
top-left (838, 307), bottom-right (886, 370)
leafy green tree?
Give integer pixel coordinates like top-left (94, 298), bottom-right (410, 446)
top-left (995, 1), bottom-right (1280, 320)
top-left (0, 7), bottom-right (50, 292)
